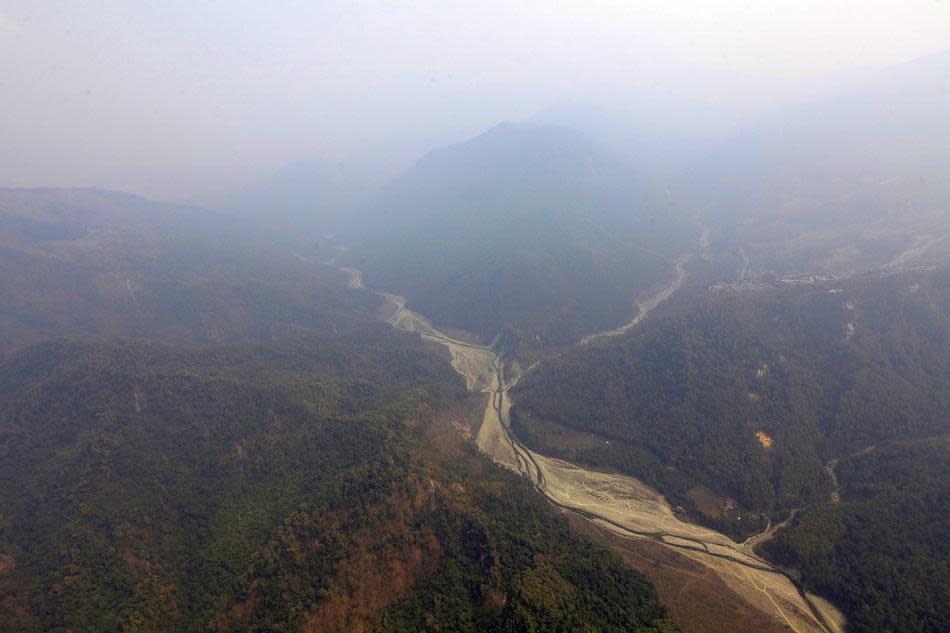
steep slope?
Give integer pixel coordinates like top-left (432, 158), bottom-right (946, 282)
top-left (0, 187), bottom-right (682, 632)
top-left (346, 123), bottom-right (694, 358)
top-left (763, 437), bottom-right (949, 633)
top-left (684, 51), bottom-right (950, 276)
top-left (510, 269), bottom-right (950, 632)
top-left (0, 336), bottom-right (677, 633)
top-left (0, 188), bottom-right (376, 350)
top-left (513, 269), bottom-right (950, 519)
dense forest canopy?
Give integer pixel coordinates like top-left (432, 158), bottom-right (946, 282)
top-left (2, 38), bottom-right (950, 633)
top-left (0, 335), bottom-right (677, 632)
top-left (515, 270), bottom-right (950, 510)
top-left (0, 187), bottom-right (682, 633)
top-left (763, 438), bottom-right (950, 633)
top-left (512, 270), bottom-right (950, 631)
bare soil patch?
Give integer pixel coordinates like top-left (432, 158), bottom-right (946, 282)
top-left (686, 485), bottom-right (726, 522)
top-left (564, 514), bottom-right (788, 633)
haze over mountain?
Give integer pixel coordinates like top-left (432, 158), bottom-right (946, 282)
top-left (5, 3), bottom-right (948, 198)
top-left (2, 4), bottom-right (950, 633)
top-left (0, 187), bottom-right (681, 632)
top-left (528, 98), bottom-right (744, 184)
top-left (195, 157), bottom-right (383, 234)
top-left (686, 50), bottom-right (950, 277)
top-left (0, 188), bottom-right (377, 350)
top-left (345, 122), bottom-right (695, 357)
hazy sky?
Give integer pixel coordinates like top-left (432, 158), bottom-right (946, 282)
top-left (2, 1), bottom-right (948, 197)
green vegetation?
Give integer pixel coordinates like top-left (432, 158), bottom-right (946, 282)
top-left (0, 334), bottom-right (676, 632)
top-left (513, 271), bottom-right (950, 523)
top-left (347, 124), bottom-right (692, 358)
top-left (0, 188), bottom-right (681, 632)
top-left (763, 438), bottom-right (950, 633)
top-left (512, 270), bottom-right (950, 631)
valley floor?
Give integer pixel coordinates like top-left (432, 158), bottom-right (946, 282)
top-left (359, 263), bottom-right (847, 633)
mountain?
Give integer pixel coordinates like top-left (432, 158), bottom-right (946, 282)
top-left (763, 437), bottom-right (949, 633)
top-left (196, 158), bottom-right (379, 234)
top-left (528, 99), bottom-right (743, 184)
top-left (0, 336), bottom-right (678, 633)
top-left (684, 50), bottom-right (950, 276)
top-left (0, 187), bottom-right (680, 632)
top-left (345, 123), bottom-right (695, 358)
top-left (0, 188), bottom-right (375, 350)
top-left (510, 269), bottom-right (950, 633)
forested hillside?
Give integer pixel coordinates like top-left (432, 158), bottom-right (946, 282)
top-left (0, 188), bottom-right (375, 350)
top-left (0, 335), bottom-right (677, 632)
top-left (511, 269), bottom-right (950, 631)
top-left (0, 188), bottom-right (679, 633)
top-left (346, 123), bottom-right (694, 358)
top-left (515, 270), bottom-right (950, 517)
top-left (6, 4), bottom-right (948, 633)
top-left (764, 438), bottom-right (949, 633)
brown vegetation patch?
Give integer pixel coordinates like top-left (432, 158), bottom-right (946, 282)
top-left (0, 594), bottom-right (37, 630)
top-left (303, 534), bottom-right (440, 633)
top-left (563, 513), bottom-right (789, 633)
top-left (686, 486), bottom-right (725, 521)
top-left (218, 582), bottom-right (261, 629)
top-left (220, 473), bottom-right (445, 633)
top-left (0, 555), bottom-right (14, 575)
top-left (120, 548), bottom-right (155, 572)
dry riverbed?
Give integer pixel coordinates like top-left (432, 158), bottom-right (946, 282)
top-left (354, 266), bottom-right (845, 633)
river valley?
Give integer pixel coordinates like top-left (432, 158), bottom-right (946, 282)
top-left (340, 261), bottom-right (846, 633)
